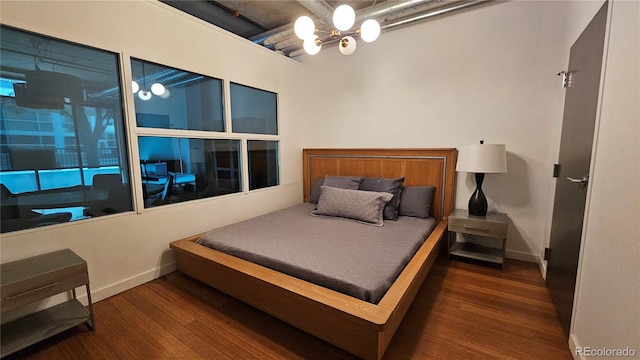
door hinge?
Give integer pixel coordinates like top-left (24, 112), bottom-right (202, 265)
top-left (553, 164), bottom-right (561, 178)
top-left (544, 247), bottom-right (551, 261)
top-left (557, 70), bottom-right (573, 88)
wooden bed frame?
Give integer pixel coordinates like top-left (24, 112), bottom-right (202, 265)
top-left (170, 148), bottom-right (457, 360)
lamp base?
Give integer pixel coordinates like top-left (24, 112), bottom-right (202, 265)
top-left (468, 172), bottom-right (488, 216)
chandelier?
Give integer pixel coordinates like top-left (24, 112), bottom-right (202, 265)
top-left (132, 62), bottom-right (169, 101)
top-left (294, 4), bottom-right (381, 56)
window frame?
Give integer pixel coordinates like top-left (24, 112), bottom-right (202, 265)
top-left (0, 26), bottom-right (134, 233)
top-left (125, 58), bottom-right (281, 212)
top-left (0, 25), bottom-right (284, 232)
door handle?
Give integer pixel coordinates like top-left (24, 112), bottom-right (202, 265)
top-left (566, 175), bottom-right (589, 187)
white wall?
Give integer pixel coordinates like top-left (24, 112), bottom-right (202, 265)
top-left (569, 0), bottom-right (640, 357)
top-left (0, 0), bottom-right (305, 305)
top-left (297, 0), bottom-right (569, 264)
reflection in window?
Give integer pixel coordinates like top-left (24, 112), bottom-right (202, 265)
top-left (131, 59), bottom-right (224, 132)
top-left (230, 83), bottom-right (277, 135)
top-left (139, 137), bottom-right (241, 208)
top-left (248, 140), bottom-right (279, 190)
top-left (0, 26), bottom-right (132, 233)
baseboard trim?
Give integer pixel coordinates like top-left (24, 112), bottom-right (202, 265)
top-left (505, 249), bottom-right (539, 263)
top-left (506, 250), bottom-right (546, 278)
top-left (1, 262), bottom-right (178, 322)
top-left (78, 262), bottom-right (176, 305)
top-left (539, 259), bottom-right (548, 280)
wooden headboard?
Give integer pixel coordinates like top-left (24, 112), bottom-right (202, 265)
top-left (303, 148), bottom-right (457, 221)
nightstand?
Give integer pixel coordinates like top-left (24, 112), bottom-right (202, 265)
top-left (1, 249), bottom-right (95, 357)
top-left (447, 209), bottom-right (508, 270)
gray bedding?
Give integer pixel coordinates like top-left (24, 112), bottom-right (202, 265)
top-left (196, 202), bottom-right (437, 304)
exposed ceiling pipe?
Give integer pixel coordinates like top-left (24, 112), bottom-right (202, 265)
top-left (350, 0), bottom-right (453, 23)
top-left (249, 23), bottom-right (295, 46)
top-left (249, 0), bottom-right (333, 47)
top-left (381, 0), bottom-right (493, 30)
top-left (297, 0), bottom-right (333, 21)
top-left (286, 0), bottom-right (494, 57)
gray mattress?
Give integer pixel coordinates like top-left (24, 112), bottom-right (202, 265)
top-left (196, 202), bottom-right (437, 304)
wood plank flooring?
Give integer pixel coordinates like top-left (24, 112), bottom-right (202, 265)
top-left (6, 256), bottom-right (572, 359)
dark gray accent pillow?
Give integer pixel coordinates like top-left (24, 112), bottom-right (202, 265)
top-left (309, 178), bottom-right (324, 204)
top-left (359, 177), bottom-right (405, 220)
top-left (323, 175), bottom-right (364, 190)
top-left (312, 186), bottom-right (393, 226)
top-left (398, 186), bottom-right (436, 218)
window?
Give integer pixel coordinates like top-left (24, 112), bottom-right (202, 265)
top-left (230, 83), bottom-right (279, 190)
top-left (131, 59), bottom-right (240, 208)
top-left (0, 26), bottom-right (132, 233)
top-left (138, 137), bottom-right (240, 208)
top-left (247, 140), bottom-right (279, 190)
top-left (131, 59), bottom-right (224, 132)
top-left (230, 83), bottom-right (277, 135)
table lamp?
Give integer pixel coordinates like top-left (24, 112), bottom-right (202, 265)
top-left (456, 141), bottom-right (507, 216)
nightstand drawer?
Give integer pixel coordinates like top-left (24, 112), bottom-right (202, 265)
top-left (1, 263), bottom-right (88, 313)
top-left (1, 250), bottom-right (89, 313)
top-left (448, 217), bottom-right (507, 238)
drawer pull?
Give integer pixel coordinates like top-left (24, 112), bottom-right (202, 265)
top-left (5, 282), bottom-right (58, 300)
top-left (463, 225), bottom-right (489, 232)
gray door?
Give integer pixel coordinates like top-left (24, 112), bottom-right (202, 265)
top-left (546, 2), bottom-right (608, 338)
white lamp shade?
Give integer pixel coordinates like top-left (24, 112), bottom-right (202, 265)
top-left (294, 16), bottom-right (315, 40)
top-left (131, 80), bottom-right (139, 93)
top-left (303, 35), bottom-right (322, 55)
top-left (360, 19), bottom-right (381, 43)
top-left (456, 144), bottom-right (507, 173)
top-left (150, 82), bottom-right (165, 96)
top-left (339, 36), bottom-right (356, 55)
top-left (137, 89), bottom-right (152, 101)
top-left (333, 4), bottom-right (355, 31)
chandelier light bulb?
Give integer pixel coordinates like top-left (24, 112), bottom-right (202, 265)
top-left (137, 89), bottom-right (152, 101)
top-left (131, 80), bottom-right (139, 93)
top-left (303, 35), bottom-right (322, 55)
top-left (339, 36), bottom-right (357, 55)
top-left (294, 16), bottom-right (315, 40)
top-left (150, 82), bottom-right (166, 96)
top-left (360, 19), bottom-right (381, 43)
top-left (333, 4), bottom-right (355, 31)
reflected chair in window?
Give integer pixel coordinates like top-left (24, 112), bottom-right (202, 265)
top-left (145, 173), bottom-right (174, 207)
top-left (156, 173), bottom-right (174, 206)
top-left (88, 174), bottom-right (133, 216)
top-left (0, 184), bottom-right (72, 233)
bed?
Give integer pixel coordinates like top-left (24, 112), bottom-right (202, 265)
top-left (170, 148), bottom-right (457, 360)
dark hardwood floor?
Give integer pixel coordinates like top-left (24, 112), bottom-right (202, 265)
top-left (7, 256), bottom-right (572, 359)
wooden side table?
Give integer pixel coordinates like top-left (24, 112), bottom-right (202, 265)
top-left (447, 209), bottom-right (508, 270)
top-left (1, 249), bottom-right (94, 357)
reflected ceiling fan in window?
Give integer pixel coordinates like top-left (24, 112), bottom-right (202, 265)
top-left (14, 70), bottom-right (83, 109)
top-left (13, 40), bottom-right (83, 109)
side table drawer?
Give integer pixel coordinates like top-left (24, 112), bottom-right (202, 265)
top-left (1, 262), bottom-right (88, 314)
top-left (449, 217), bottom-right (507, 238)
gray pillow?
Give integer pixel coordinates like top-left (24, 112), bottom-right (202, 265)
top-left (309, 178), bottom-right (324, 204)
top-left (359, 177), bottom-right (405, 220)
top-left (398, 186), bottom-right (436, 218)
top-left (312, 186), bottom-right (393, 226)
top-left (323, 175), bottom-right (364, 190)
